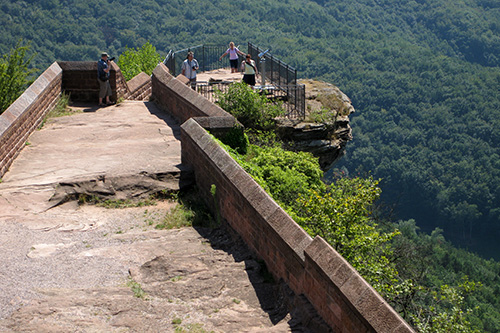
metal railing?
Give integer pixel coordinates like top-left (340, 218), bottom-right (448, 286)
top-left (195, 81), bottom-right (305, 119)
top-left (163, 45), bottom-right (242, 76)
top-left (282, 83), bottom-right (306, 119)
top-left (248, 42), bottom-right (305, 119)
top-left (163, 43), bottom-right (306, 120)
top-left (248, 42), bottom-right (297, 86)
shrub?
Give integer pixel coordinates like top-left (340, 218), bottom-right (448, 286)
top-left (216, 82), bottom-right (284, 130)
top-left (240, 145), bottom-right (325, 208)
top-left (220, 125), bottom-right (249, 155)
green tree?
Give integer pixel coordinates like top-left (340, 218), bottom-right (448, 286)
top-left (0, 41), bottom-right (36, 114)
top-left (413, 279), bottom-right (482, 333)
top-left (293, 176), bottom-right (401, 295)
top-left (117, 41), bottom-right (162, 81)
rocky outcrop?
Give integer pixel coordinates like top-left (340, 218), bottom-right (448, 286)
top-left (277, 79), bottom-right (354, 171)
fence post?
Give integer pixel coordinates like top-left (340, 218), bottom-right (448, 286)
top-left (287, 64), bottom-right (290, 85)
top-left (172, 53), bottom-right (176, 76)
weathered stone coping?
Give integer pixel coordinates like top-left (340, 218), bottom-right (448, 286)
top-left (0, 62), bottom-right (62, 177)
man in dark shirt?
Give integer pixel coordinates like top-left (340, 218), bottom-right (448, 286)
top-left (97, 52), bottom-right (113, 106)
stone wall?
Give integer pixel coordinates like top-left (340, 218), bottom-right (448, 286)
top-left (0, 62), bottom-right (62, 177)
top-left (151, 63), bottom-right (230, 124)
top-left (58, 61), bottom-right (124, 103)
top-left (0, 61), bottom-right (152, 178)
top-left (151, 63), bottom-right (415, 332)
top-left (126, 72), bottom-right (152, 101)
top-left (57, 61), bottom-right (151, 103)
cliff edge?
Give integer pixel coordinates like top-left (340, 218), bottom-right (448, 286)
top-left (278, 79), bottom-right (354, 171)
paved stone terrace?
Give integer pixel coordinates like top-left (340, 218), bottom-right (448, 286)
top-left (196, 68), bottom-right (245, 82)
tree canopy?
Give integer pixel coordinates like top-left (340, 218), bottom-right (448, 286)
top-left (0, 41), bottom-right (35, 113)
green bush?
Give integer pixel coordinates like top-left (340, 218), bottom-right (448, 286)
top-left (216, 82), bottom-right (284, 130)
top-left (243, 145), bottom-right (325, 208)
top-left (220, 125), bottom-right (249, 155)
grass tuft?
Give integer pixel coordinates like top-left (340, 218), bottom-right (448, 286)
top-left (39, 92), bottom-right (81, 129)
top-left (155, 204), bottom-right (193, 230)
top-left (126, 277), bottom-right (147, 299)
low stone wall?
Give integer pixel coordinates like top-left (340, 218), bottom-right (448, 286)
top-left (0, 62), bottom-right (62, 177)
top-left (151, 62), bottom-right (415, 332)
top-left (57, 61), bottom-right (151, 103)
top-left (0, 61), bottom-right (153, 179)
top-left (58, 61), bottom-right (126, 103)
top-left (180, 120), bottom-right (414, 333)
top-left (126, 72), bottom-right (152, 101)
top-left (151, 63), bottom-right (230, 124)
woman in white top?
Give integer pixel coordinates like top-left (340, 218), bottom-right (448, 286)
top-left (219, 42), bottom-right (245, 73)
top-left (242, 54), bottom-right (258, 86)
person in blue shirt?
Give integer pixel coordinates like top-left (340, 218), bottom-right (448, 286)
top-left (181, 51), bottom-right (199, 90)
top-left (97, 52), bottom-right (114, 106)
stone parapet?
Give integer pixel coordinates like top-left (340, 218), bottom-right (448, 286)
top-left (179, 118), bottom-right (414, 333)
top-left (152, 63), bottom-right (230, 124)
top-left (0, 61), bottom-right (153, 178)
top-left (0, 62), bottom-right (62, 177)
top-left (57, 61), bottom-right (152, 102)
top-left (126, 72), bottom-right (152, 101)
top-left (58, 61), bottom-right (127, 103)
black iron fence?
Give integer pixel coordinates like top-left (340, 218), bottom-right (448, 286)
top-left (194, 81), bottom-right (228, 104)
top-left (247, 42), bottom-right (305, 119)
top-left (163, 45), bottom-right (244, 76)
top-left (163, 43), bottom-right (305, 120)
top-left (248, 42), bottom-right (297, 86)
top-left (195, 81), bottom-right (305, 119)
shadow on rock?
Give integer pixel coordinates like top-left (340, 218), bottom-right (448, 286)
top-left (194, 225), bottom-right (332, 332)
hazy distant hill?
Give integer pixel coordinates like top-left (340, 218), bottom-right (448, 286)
top-left (2, 0), bottom-right (500, 259)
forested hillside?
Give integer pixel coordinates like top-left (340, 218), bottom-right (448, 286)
top-left (2, 0), bottom-right (499, 261)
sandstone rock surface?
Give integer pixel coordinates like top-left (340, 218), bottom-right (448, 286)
top-left (0, 101), bottom-right (323, 332)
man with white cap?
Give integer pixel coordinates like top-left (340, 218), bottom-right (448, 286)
top-left (97, 52), bottom-right (114, 106)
